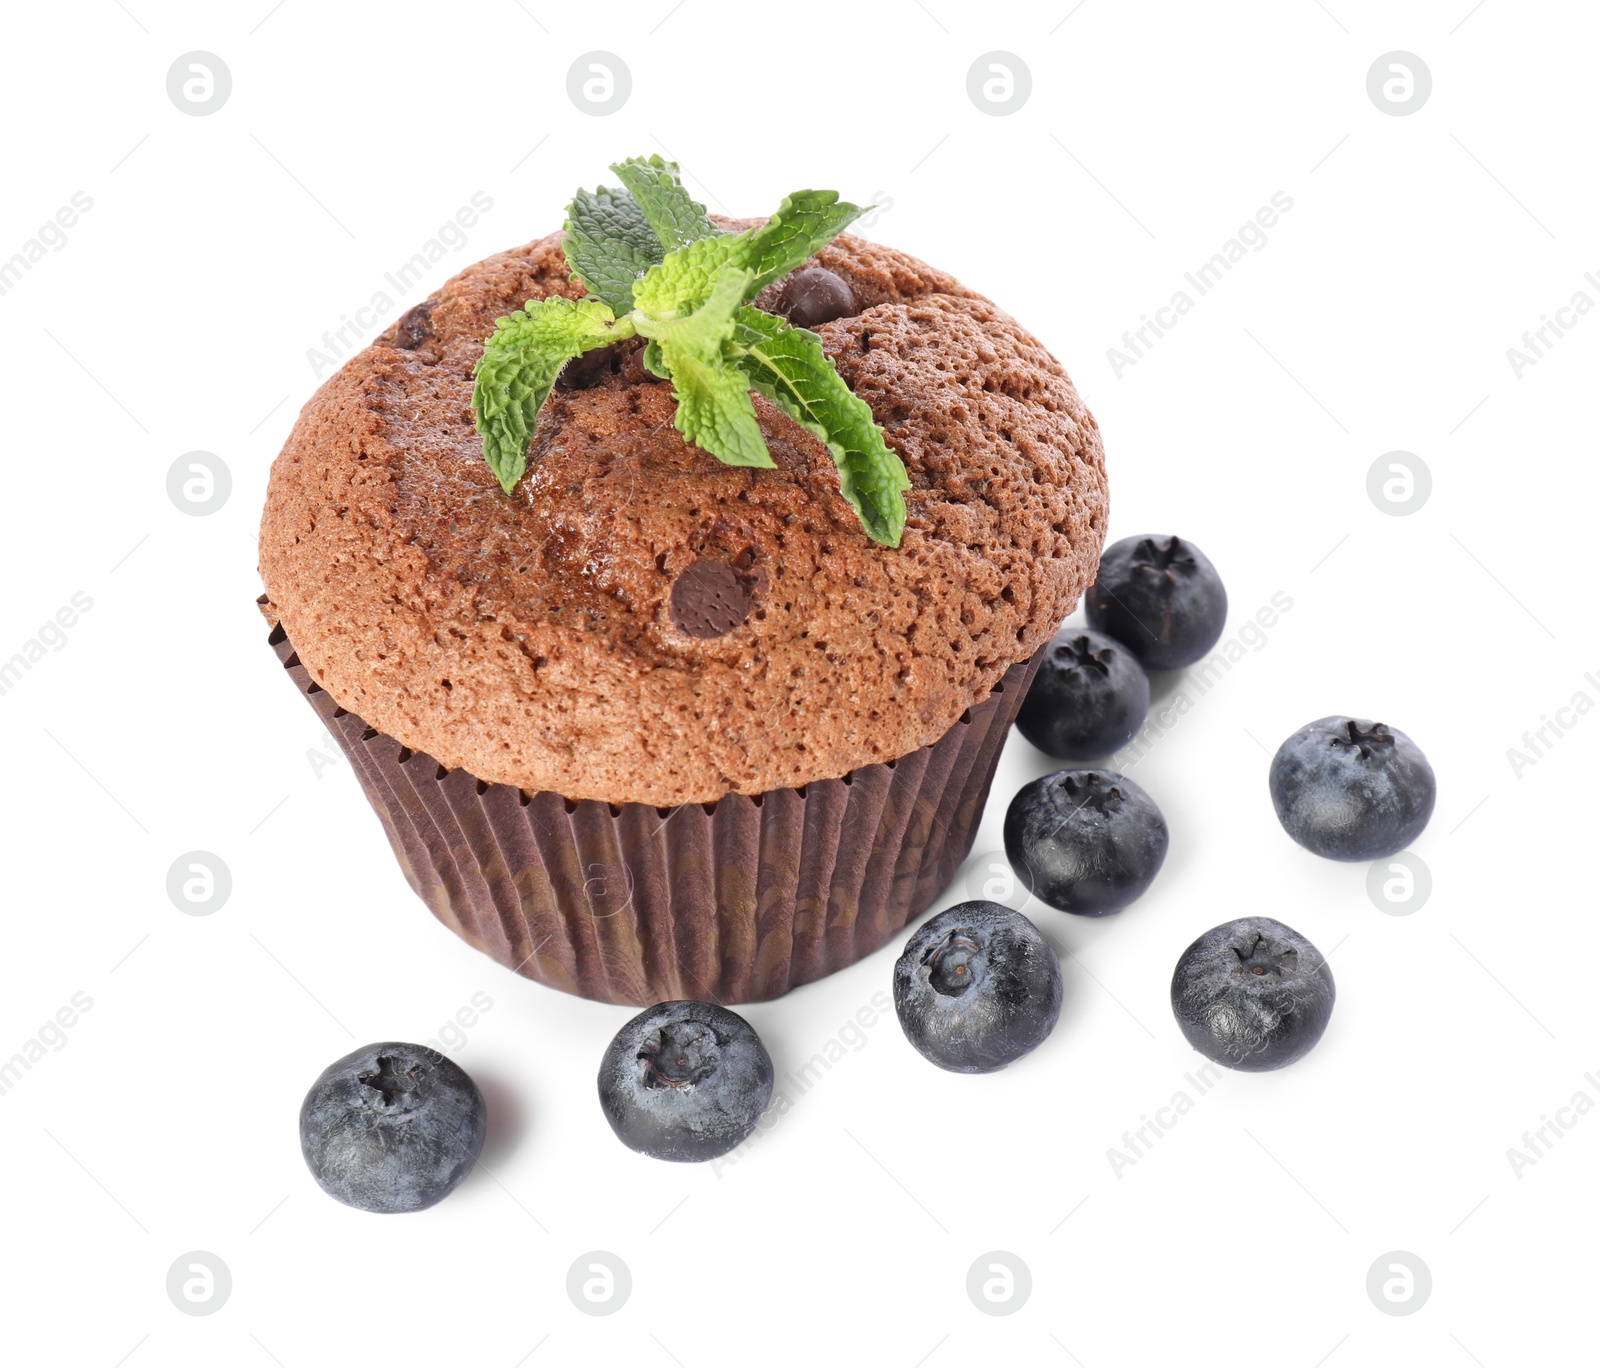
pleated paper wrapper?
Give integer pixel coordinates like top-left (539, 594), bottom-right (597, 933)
top-left (269, 620), bottom-right (1041, 1006)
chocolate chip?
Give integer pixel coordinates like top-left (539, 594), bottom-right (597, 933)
top-left (619, 338), bottom-right (667, 386)
top-left (394, 302), bottom-right (434, 350)
top-left (778, 268), bottom-right (856, 328)
top-left (555, 342), bottom-right (622, 391)
top-left (669, 560), bottom-right (753, 638)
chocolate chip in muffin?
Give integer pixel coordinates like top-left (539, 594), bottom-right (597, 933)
top-left (555, 341), bottom-right (623, 390)
top-left (670, 559), bottom-right (754, 638)
top-left (394, 302), bottom-right (434, 350)
top-left (779, 267), bottom-right (856, 328)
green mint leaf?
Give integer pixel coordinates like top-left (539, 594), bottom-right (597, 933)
top-left (610, 155), bottom-right (719, 251)
top-left (472, 297), bottom-right (634, 493)
top-left (642, 266), bottom-right (771, 468)
top-left (731, 307), bottom-right (908, 546)
top-left (739, 189), bottom-right (864, 296)
top-left (630, 188), bottom-right (864, 318)
top-left (630, 231), bottom-right (754, 316)
top-left (563, 184), bottom-right (663, 313)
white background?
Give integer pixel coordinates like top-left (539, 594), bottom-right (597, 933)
top-left (1, 1), bottom-right (1595, 1364)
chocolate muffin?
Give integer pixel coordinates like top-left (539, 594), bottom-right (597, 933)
top-left (260, 187), bottom-right (1107, 1006)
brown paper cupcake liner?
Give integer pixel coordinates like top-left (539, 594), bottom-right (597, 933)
top-left (267, 614), bottom-right (1042, 1006)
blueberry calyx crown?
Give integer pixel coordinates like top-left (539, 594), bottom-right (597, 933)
top-left (1232, 935), bottom-right (1296, 980)
top-left (924, 930), bottom-right (985, 997)
top-left (1051, 634), bottom-right (1114, 678)
top-left (1130, 535), bottom-right (1197, 586)
top-left (1330, 719), bottom-right (1394, 760)
top-left (1060, 772), bottom-right (1124, 817)
top-left (359, 1056), bottom-right (424, 1108)
top-left (638, 1022), bottom-right (721, 1091)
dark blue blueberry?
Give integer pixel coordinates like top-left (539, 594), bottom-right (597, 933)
top-left (1269, 716), bottom-right (1435, 861)
top-left (598, 1001), bottom-right (774, 1162)
top-left (1085, 534), bottom-right (1228, 670)
top-left (893, 901), bottom-right (1063, 1074)
top-left (1016, 627), bottom-right (1150, 761)
top-left (300, 1042), bottom-right (486, 1213)
top-left (1004, 769), bottom-right (1168, 916)
top-left (1170, 917), bottom-right (1336, 1071)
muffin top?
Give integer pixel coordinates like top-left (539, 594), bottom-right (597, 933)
top-left (258, 223), bottom-right (1107, 805)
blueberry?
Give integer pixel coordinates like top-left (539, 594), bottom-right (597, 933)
top-left (1269, 716), bottom-right (1436, 861)
top-left (778, 267), bottom-right (856, 328)
top-left (1016, 627), bottom-right (1150, 761)
top-left (597, 1001), bottom-right (774, 1162)
top-left (299, 1042), bottom-right (486, 1213)
top-left (893, 901), bottom-right (1063, 1073)
top-left (1170, 918), bottom-right (1336, 1072)
top-left (1004, 769), bottom-right (1168, 916)
top-left (1085, 535), bottom-right (1228, 670)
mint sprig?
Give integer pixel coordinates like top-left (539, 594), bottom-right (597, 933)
top-left (471, 156), bottom-right (909, 547)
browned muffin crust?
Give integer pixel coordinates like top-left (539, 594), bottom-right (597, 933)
top-left (259, 225), bottom-right (1108, 805)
